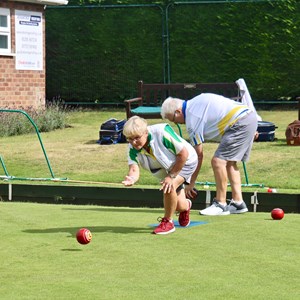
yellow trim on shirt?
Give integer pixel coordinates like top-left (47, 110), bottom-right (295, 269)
top-left (217, 106), bottom-right (247, 135)
top-left (195, 134), bottom-right (202, 145)
top-left (141, 147), bottom-right (156, 160)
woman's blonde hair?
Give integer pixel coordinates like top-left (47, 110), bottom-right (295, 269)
top-left (123, 116), bottom-right (148, 138)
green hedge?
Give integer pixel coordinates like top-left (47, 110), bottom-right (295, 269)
top-left (46, 1), bottom-right (300, 103)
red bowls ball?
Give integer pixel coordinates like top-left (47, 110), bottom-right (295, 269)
top-left (271, 208), bottom-right (284, 220)
top-left (76, 228), bottom-right (92, 244)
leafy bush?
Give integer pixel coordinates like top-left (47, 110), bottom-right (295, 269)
top-left (0, 103), bottom-right (69, 137)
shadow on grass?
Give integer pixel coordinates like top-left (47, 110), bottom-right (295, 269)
top-left (85, 139), bottom-right (99, 145)
top-left (23, 225), bottom-right (151, 236)
top-left (62, 207), bottom-right (163, 214)
top-left (262, 138), bottom-right (292, 146)
top-left (61, 249), bottom-right (82, 252)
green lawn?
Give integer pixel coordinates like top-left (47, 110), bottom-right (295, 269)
top-left (0, 202), bottom-right (299, 300)
top-left (1, 109), bottom-right (300, 194)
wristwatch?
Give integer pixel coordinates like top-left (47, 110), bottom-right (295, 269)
top-left (168, 173), bottom-right (176, 179)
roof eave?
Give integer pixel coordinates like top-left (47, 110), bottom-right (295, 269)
top-left (11, 0), bottom-right (68, 6)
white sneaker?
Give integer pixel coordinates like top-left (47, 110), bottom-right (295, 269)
top-left (228, 200), bottom-right (248, 214)
top-left (199, 199), bottom-right (230, 216)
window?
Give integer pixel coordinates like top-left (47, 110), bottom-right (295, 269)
top-left (0, 8), bottom-right (11, 54)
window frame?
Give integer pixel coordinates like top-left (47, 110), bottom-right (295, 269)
top-left (0, 8), bottom-right (11, 54)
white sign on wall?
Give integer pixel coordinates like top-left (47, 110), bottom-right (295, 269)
top-left (15, 10), bottom-right (43, 70)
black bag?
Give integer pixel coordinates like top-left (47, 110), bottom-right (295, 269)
top-left (256, 121), bottom-right (277, 142)
top-left (98, 118), bottom-right (127, 145)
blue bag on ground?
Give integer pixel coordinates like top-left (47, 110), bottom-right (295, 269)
top-left (98, 118), bottom-right (127, 144)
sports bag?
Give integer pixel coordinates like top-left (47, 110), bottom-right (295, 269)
top-left (285, 120), bottom-right (300, 146)
top-left (256, 121), bottom-right (277, 142)
top-left (98, 118), bottom-right (126, 145)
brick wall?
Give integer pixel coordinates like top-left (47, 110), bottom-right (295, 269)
top-left (0, 1), bottom-right (45, 109)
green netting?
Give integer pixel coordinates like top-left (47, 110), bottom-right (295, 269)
top-left (46, 1), bottom-right (300, 104)
top-left (46, 5), bottom-right (165, 103)
top-left (168, 1), bottom-right (300, 100)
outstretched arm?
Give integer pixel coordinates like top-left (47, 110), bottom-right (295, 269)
top-left (122, 164), bottom-right (140, 186)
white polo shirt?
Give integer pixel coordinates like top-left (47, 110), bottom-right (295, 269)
top-left (185, 93), bottom-right (251, 145)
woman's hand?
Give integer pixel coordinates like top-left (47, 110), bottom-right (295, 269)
top-left (185, 185), bottom-right (198, 200)
top-left (160, 176), bottom-right (174, 194)
top-left (122, 175), bottom-right (136, 186)
top-left (122, 164), bottom-right (139, 186)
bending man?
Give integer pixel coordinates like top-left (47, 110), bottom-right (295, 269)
top-left (161, 93), bottom-right (257, 216)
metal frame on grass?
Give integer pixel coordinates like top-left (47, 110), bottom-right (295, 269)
top-left (0, 109), bottom-right (66, 182)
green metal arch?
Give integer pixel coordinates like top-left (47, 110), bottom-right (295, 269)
top-left (0, 109), bottom-right (57, 181)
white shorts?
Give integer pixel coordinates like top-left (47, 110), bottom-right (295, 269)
top-left (151, 156), bottom-right (197, 185)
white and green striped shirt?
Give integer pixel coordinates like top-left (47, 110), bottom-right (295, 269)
top-left (127, 123), bottom-right (197, 179)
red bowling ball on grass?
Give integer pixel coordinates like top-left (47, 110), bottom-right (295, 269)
top-left (76, 228), bottom-right (92, 244)
top-left (271, 208), bottom-right (284, 220)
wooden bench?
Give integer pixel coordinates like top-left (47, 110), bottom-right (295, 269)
top-left (297, 96), bottom-right (300, 120)
top-left (124, 80), bottom-right (263, 187)
top-left (124, 80), bottom-right (242, 119)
